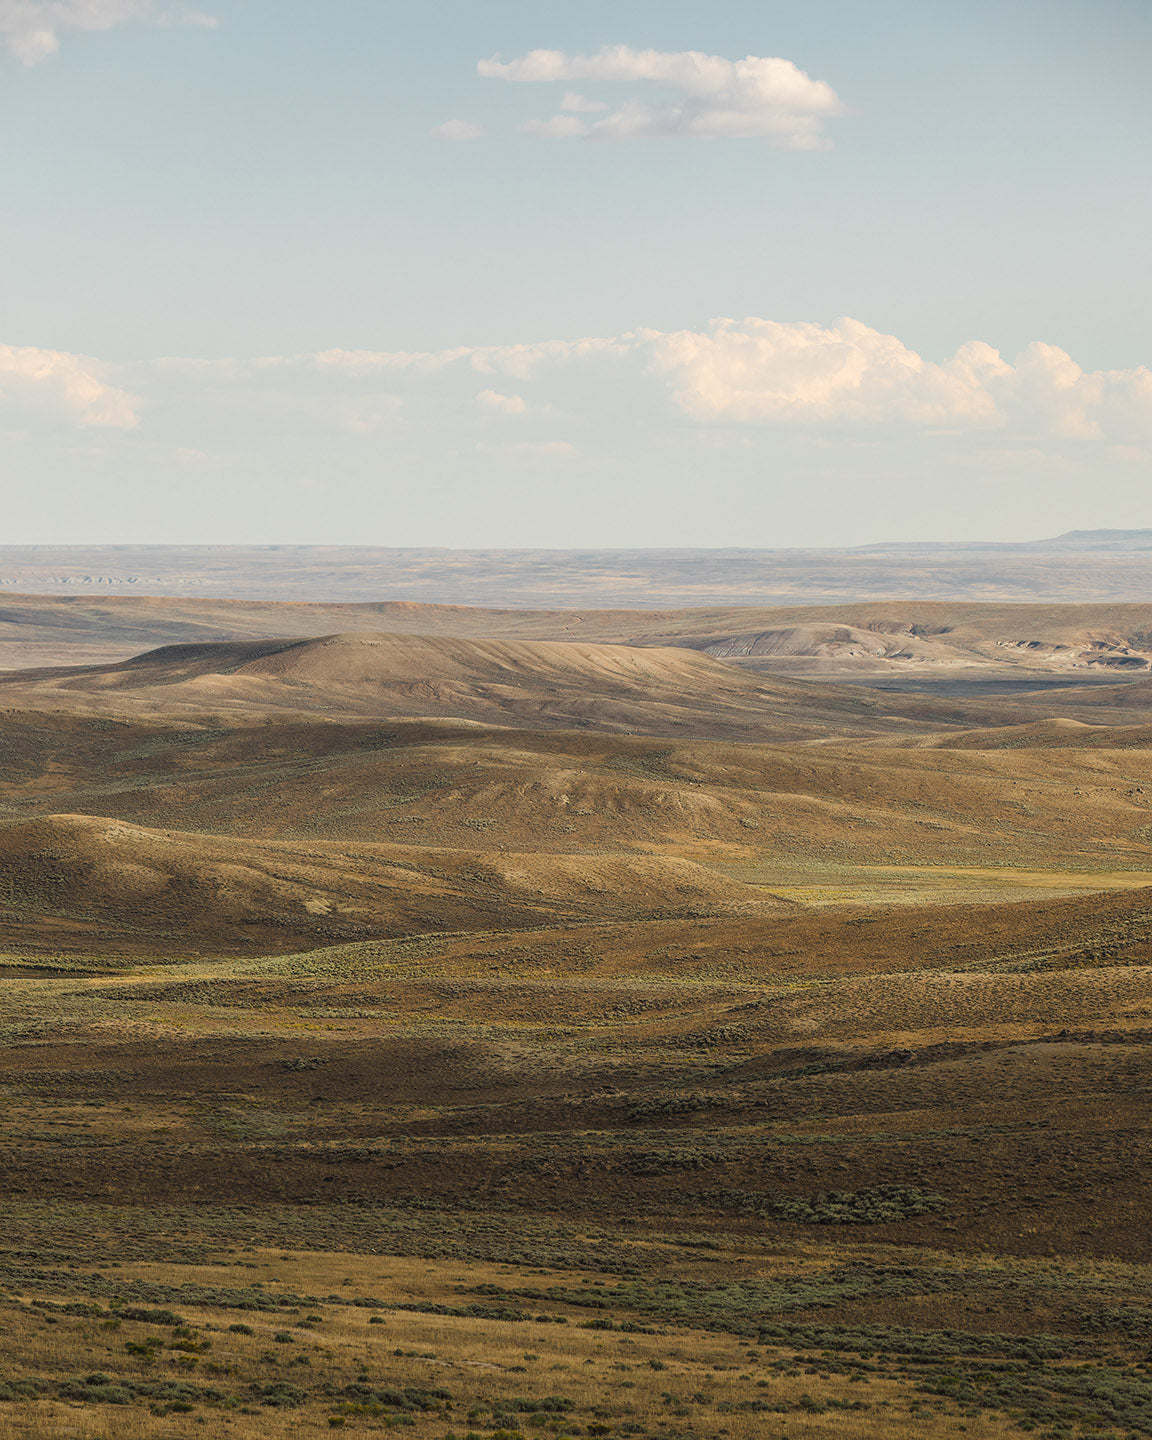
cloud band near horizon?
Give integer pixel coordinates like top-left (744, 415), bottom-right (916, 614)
top-left (2, 319), bottom-right (1149, 451)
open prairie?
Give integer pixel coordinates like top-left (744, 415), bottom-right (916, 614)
top-left (2, 598), bottom-right (1152, 1440)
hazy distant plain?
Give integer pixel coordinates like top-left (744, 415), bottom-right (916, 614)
top-left (3, 532), bottom-right (1152, 607)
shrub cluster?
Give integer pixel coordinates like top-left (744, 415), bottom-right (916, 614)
top-left (772, 1185), bottom-right (948, 1224)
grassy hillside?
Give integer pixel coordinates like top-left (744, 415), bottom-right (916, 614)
top-left (0, 604), bottom-right (1151, 1440)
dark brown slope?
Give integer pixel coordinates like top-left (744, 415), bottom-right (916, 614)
top-left (1025, 674), bottom-right (1152, 710)
top-left (313, 879), bottom-right (1152, 983)
top-left (0, 814), bottom-right (774, 956)
top-left (0, 631), bottom-right (1052, 741)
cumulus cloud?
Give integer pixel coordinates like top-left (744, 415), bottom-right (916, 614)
top-left (477, 45), bottom-right (845, 147)
top-left (286, 334), bottom-right (622, 382)
top-left (273, 322), bottom-right (1151, 443)
top-left (559, 90), bottom-right (608, 114)
top-left (0, 0), bottom-right (215, 65)
top-left (10, 320), bottom-right (1149, 451)
top-left (430, 118), bottom-right (485, 141)
top-left (0, 342), bottom-right (139, 427)
top-left (520, 114), bottom-right (589, 139)
top-left (475, 389), bottom-right (528, 414)
top-left (646, 317), bottom-right (1152, 437)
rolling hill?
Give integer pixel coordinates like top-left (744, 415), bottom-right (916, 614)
top-left (0, 630), bottom-right (1066, 740)
top-left (0, 813), bottom-right (776, 956)
top-left (4, 593), bottom-right (1152, 694)
top-left (1, 709), bottom-right (1152, 889)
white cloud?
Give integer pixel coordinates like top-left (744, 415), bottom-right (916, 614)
top-left (430, 118), bottom-right (485, 141)
top-left (11, 320), bottom-right (1149, 451)
top-left (0, 342), bottom-right (139, 427)
top-left (475, 389), bottom-right (528, 415)
top-left (0, 1), bottom-right (215, 65)
top-left (648, 318), bottom-right (1006, 424)
top-left (645, 317), bottom-right (1152, 438)
top-left (519, 114), bottom-right (588, 139)
top-left (560, 90), bottom-right (608, 114)
top-left (290, 320), bottom-right (1152, 441)
top-left (281, 334), bottom-right (623, 382)
top-left (477, 45), bottom-right (845, 147)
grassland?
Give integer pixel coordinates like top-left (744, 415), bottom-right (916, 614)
top-left (1, 911), bottom-right (1151, 1440)
top-left (0, 613), bottom-right (1151, 1439)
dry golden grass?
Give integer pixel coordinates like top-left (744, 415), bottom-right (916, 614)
top-left (0, 1244), bottom-right (1038, 1440)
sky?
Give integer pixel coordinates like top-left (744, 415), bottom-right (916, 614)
top-left (0, 0), bottom-right (1149, 547)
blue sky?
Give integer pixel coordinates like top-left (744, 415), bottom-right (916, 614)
top-left (0, 0), bottom-right (1149, 546)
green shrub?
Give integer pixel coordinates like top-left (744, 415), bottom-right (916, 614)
top-left (773, 1186), bottom-right (947, 1225)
